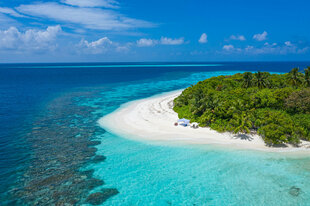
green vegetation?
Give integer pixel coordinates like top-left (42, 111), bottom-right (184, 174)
top-left (173, 68), bottom-right (310, 146)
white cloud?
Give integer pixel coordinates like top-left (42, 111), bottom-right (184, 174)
top-left (264, 42), bottom-right (277, 46)
top-left (80, 37), bottom-right (112, 48)
top-left (229, 34), bottom-right (246, 41)
top-left (245, 45), bottom-right (254, 51)
top-left (79, 37), bottom-right (113, 54)
top-left (16, 2), bottom-right (154, 31)
top-left (245, 41), bottom-right (309, 55)
top-left (136, 38), bottom-right (157, 47)
top-left (0, 7), bottom-right (25, 18)
top-left (115, 44), bottom-right (130, 52)
top-left (61, 0), bottom-right (119, 8)
top-left (160, 37), bottom-right (184, 45)
top-left (284, 41), bottom-right (293, 46)
top-left (253, 31), bottom-right (268, 41)
top-left (221, 40), bottom-right (309, 55)
top-left (136, 37), bottom-right (185, 47)
top-left (198, 33), bottom-right (208, 43)
top-left (78, 36), bottom-right (131, 54)
top-left (223, 44), bottom-right (234, 51)
top-left (0, 25), bottom-right (62, 51)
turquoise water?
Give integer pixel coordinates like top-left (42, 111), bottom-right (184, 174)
top-left (88, 134), bottom-right (310, 205)
top-left (80, 71), bottom-right (310, 205)
top-left (2, 62), bottom-right (310, 205)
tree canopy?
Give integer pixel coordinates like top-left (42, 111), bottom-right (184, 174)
top-left (173, 68), bottom-right (310, 146)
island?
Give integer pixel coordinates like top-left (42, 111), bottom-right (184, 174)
top-left (99, 67), bottom-right (310, 152)
top-left (174, 67), bottom-right (310, 146)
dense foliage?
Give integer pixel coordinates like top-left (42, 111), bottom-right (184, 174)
top-left (173, 67), bottom-right (310, 146)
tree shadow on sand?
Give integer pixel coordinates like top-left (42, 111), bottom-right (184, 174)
top-left (266, 143), bottom-right (288, 148)
top-left (232, 134), bottom-right (254, 141)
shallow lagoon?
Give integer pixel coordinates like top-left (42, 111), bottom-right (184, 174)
top-left (89, 133), bottom-right (310, 205)
top-left (85, 70), bottom-right (310, 205)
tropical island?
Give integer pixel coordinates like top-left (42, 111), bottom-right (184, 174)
top-left (174, 67), bottom-right (310, 146)
top-left (99, 67), bottom-right (310, 152)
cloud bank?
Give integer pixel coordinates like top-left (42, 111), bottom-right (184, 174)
top-left (222, 41), bottom-right (308, 55)
top-left (0, 25), bottom-right (62, 51)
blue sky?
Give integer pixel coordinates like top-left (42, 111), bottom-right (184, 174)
top-left (0, 0), bottom-right (309, 63)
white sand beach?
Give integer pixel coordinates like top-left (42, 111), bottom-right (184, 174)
top-left (99, 90), bottom-right (310, 153)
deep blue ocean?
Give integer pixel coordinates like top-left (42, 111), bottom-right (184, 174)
top-left (1, 62), bottom-right (310, 205)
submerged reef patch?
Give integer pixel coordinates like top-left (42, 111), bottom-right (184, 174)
top-left (86, 189), bottom-right (119, 205)
top-left (8, 90), bottom-right (118, 205)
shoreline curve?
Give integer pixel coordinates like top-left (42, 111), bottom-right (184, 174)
top-left (98, 90), bottom-right (310, 154)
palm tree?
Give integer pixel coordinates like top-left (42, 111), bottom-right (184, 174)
top-left (242, 72), bottom-right (253, 88)
top-left (288, 68), bottom-right (303, 87)
top-left (190, 88), bottom-right (206, 115)
top-left (228, 99), bottom-right (244, 116)
top-left (190, 97), bottom-right (206, 115)
top-left (254, 71), bottom-right (269, 89)
top-left (230, 112), bottom-right (252, 134)
top-left (304, 67), bottom-right (310, 87)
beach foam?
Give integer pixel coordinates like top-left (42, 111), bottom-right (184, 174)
top-left (99, 90), bottom-right (310, 153)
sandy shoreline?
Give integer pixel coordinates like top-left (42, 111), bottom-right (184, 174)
top-left (98, 90), bottom-right (310, 153)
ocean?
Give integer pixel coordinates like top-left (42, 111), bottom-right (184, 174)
top-left (1, 62), bottom-right (310, 205)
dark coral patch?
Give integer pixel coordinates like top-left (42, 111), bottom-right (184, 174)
top-left (86, 188), bottom-right (119, 205)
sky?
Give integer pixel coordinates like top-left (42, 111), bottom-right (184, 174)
top-left (0, 0), bottom-right (309, 63)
